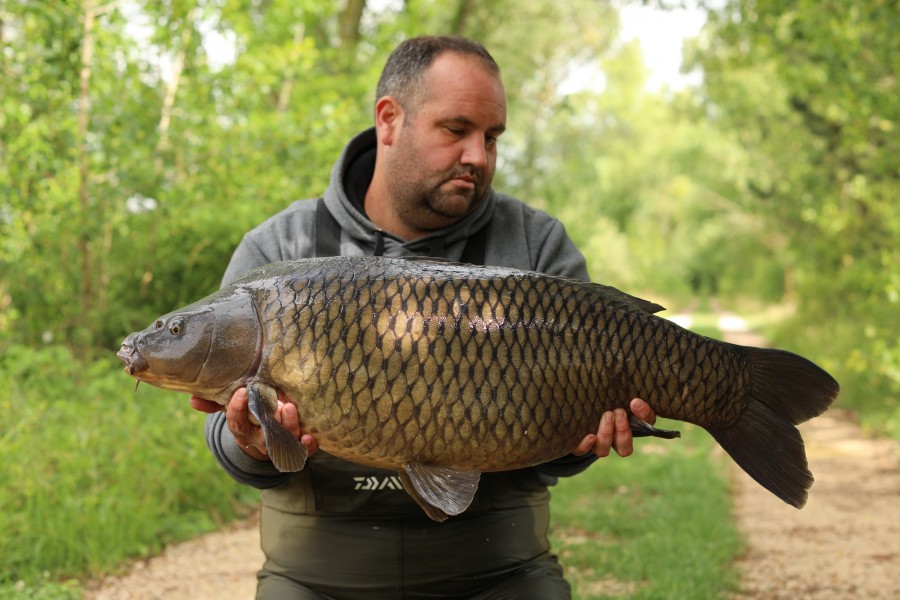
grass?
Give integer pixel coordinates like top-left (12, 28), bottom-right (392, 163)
top-left (0, 344), bottom-right (257, 598)
top-left (550, 422), bottom-right (741, 600)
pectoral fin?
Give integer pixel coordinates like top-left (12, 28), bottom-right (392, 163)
top-left (628, 414), bottom-right (681, 439)
top-left (246, 383), bottom-right (307, 472)
top-left (398, 463), bottom-right (481, 522)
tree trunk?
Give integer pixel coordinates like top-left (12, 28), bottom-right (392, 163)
top-left (77, 0), bottom-right (118, 349)
top-left (277, 24), bottom-right (306, 112)
top-left (77, 1), bottom-right (96, 346)
top-left (339, 0), bottom-right (366, 47)
top-left (156, 7), bottom-right (196, 173)
top-left (452, 0), bottom-right (475, 35)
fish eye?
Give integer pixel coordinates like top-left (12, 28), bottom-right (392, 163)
top-left (169, 319), bottom-right (184, 336)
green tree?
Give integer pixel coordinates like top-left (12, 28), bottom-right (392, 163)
top-left (0, 0), bottom-right (640, 351)
top-left (0, 1), bottom-right (152, 350)
top-left (688, 0), bottom-right (900, 429)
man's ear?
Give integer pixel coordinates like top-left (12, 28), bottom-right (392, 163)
top-left (374, 96), bottom-right (403, 145)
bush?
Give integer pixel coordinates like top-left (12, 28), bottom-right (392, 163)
top-left (0, 344), bottom-right (257, 586)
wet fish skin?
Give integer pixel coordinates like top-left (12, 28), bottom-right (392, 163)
top-left (257, 259), bottom-right (704, 471)
top-left (118, 256), bottom-right (839, 521)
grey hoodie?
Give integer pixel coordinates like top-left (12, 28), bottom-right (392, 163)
top-left (205, 128), bottom-right (597, 511)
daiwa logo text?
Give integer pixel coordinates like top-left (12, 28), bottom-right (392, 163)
top-left (354, 475), bottom-right (404, 490)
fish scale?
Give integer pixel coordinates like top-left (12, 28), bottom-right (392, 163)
top-left (259, 263), bottom-right (596, 470)
top-left (119, 255), bottom-right (839, 521)
top-left (268, 260), bottom-right (711, 465)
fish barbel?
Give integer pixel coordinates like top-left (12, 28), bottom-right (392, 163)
top-left (118, 256), bottom-right (839, 521)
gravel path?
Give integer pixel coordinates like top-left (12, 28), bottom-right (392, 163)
top-left (85, 321), bottom-right (900, 599)
top-left (83, 517), bottom-right (263, 600)
top-left (723, 320), bottom-right (900, 599)
top-left (730, 409), bottom-right (900, 599)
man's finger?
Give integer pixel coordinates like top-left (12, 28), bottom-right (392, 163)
top-left (572, 433), bottom-right (597, 456)
top-left (189, 396), bottom-right (223, 414)
top-left (629, 397), bottom-right (656, 425)
top-left (300, 434), bottom-right (319, 456)
top-left (225, 388), bottom-right (268, 451)
top-left (279, 401), bottom-right (301, 436)
top-left (612, 408), bottom-right (634, 457)
top-left (594, 411), bottom-right (614, 457)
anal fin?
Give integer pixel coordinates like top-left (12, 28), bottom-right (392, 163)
top-left (247, 383), bottom-right (307, 472)
top-left (398, 463), bottom-right (481, 522)
top-left (629, 414), bottom-right (681, 439)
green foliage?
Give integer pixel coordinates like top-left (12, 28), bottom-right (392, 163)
top-left (0, 579), bottom-right (81, 600)
top-left (0, 345), bottom-right (257, 586)
top-left (551, 422), bottom-right (741, 599)
top-left (688, 0), bottom-right (900, 429)
top-left (0, 1), bottom-right (375, 350)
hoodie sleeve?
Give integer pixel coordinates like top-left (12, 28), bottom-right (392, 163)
top-left (205, 412), bottom-right (294, 489)
top-left (485, 197), bottom-right (590, 281)
top-left (531, 217), bottom-right (590, 281)
top-left (221, 199), bottom-right (319, 286)
top-left (206, 228), bottom-right (291, 487)
top-left (205, 233), bottom-right (283, 488)
top-left (221, 236), bottom-right (275, 286)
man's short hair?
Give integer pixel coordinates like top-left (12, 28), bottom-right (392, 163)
top-left (375, 35), bottom-right (501, 114)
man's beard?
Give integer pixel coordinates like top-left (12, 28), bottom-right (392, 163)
top-left (389, 165), bottom-right (491, 229)
top-left (424, 166), bottom-right (488, 216)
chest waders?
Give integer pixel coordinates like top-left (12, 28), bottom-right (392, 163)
top-left (254, 199), bottom-right (571, 599)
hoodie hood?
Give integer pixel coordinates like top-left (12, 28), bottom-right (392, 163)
top-left (322, 128), bottom-right (496, 258)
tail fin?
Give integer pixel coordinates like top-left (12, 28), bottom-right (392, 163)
top-left (709, 347), bottom-right (839, 508)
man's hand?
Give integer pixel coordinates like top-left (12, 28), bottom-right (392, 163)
top-left (572, 398), bottom-right (656, 458)
top-left (189, 388), bottom-right (318, 461)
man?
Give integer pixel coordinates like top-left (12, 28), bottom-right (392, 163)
top-left (191, 35), bottom-right (655, 599)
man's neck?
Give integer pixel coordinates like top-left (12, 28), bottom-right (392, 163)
top-left (363, 176), bottom-right (420, 242)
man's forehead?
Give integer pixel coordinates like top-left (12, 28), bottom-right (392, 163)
top-left (417, 54), bottom-right (506, 124)
top-left (423, 53), bottom-right (502, 90)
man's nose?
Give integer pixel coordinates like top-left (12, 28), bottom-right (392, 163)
top-left (460, 134), bottom-right (489, 169)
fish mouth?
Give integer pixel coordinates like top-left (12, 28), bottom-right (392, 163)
top-left (117, 341), bottom-right (149, 376)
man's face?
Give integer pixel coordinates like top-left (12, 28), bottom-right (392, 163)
top-left (382, 53), bottom-right (507, 234)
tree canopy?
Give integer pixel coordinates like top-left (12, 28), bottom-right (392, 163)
top-left (1, 0), bottom-right (897, 426)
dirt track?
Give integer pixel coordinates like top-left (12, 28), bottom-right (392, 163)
top-left (730, 409), bottom-right (900, 599)
top-left (86, 323), bottom-right (900, 599)
top-left (723, 321), bottom-right (900, 599)
top-left (84, 517), bottom-right (264, 600)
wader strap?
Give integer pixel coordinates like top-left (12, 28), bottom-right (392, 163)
top-left (315, 198), bottom-right (341, 257)
top-left (315, 197), bottom-right (488, 265)
top-left (458, 224), bottom-right (487, 265)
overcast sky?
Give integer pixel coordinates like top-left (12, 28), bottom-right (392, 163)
top-left (619, 2), bottom-right (707, 91)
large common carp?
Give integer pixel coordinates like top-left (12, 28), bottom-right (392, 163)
top-left (118, 256), bottom-right (839, 521)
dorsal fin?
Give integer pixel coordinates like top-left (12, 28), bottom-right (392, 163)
top-left (580, 281), bottom-right (666, 314)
